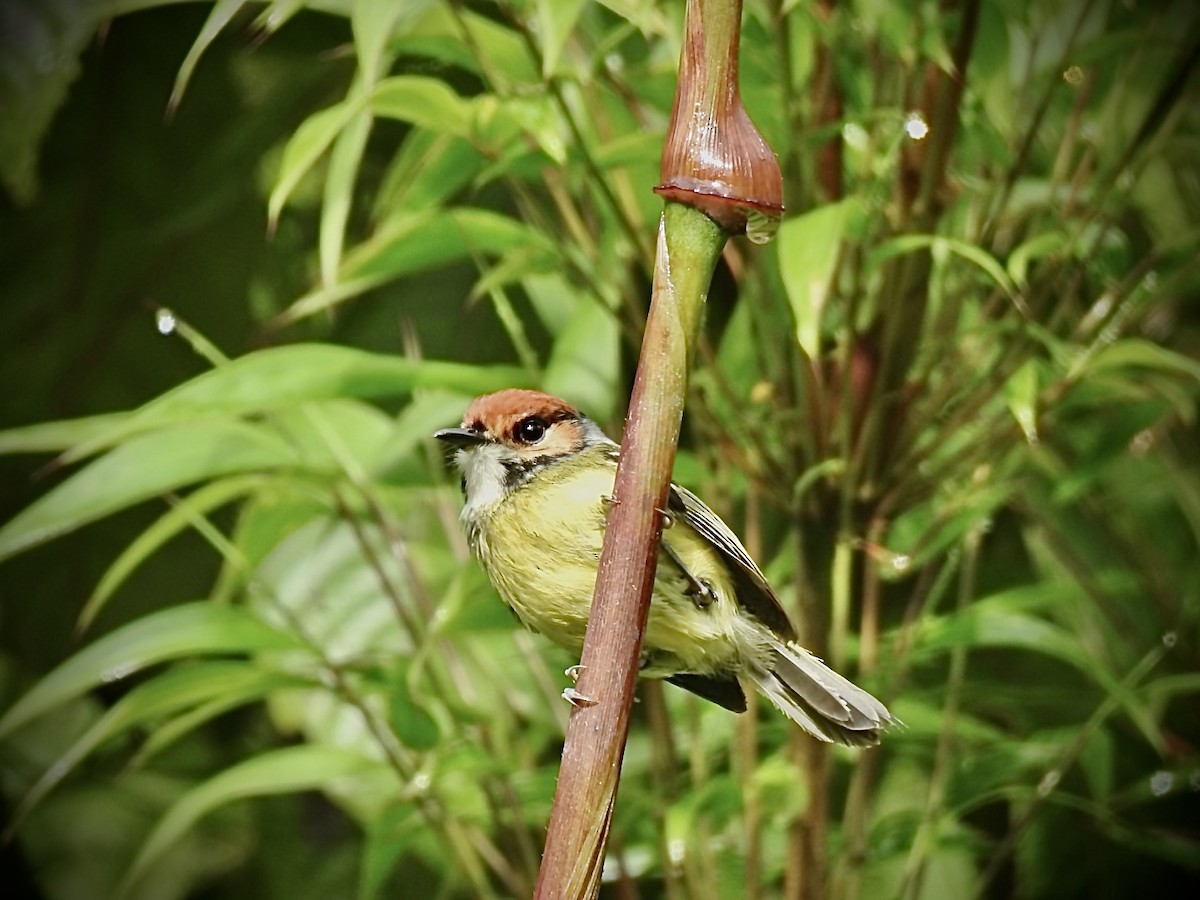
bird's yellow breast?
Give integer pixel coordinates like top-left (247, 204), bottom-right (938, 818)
top-left (466, 452), bottom-right (770, 677)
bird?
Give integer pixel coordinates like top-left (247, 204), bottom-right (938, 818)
top-left (435, 389), bottom-right (898, 746)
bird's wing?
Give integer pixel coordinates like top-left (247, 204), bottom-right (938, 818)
top-left (667, 483), bottom-right (796, 640)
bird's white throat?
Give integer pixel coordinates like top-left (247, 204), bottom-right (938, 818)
top-left (456, 444), bottom-right (513, 521)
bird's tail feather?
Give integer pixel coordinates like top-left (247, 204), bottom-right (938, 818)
top-left (748, 639), bottom-right (898, 747)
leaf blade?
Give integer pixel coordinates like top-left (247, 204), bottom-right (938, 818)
top-left (0, 421), bottom-right (296, 561)
top-left (0, 603), bottom-right (303, 740)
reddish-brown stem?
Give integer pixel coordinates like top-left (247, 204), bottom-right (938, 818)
top-left (533, 1), bottom-right (779, 893)
top-left (532, 203), bottom-right (725, 899)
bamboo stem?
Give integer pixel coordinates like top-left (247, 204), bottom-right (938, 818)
top-left (533, 1), bottom-right (780, 892)
top-left (532, 203), bottom-right (725, 898)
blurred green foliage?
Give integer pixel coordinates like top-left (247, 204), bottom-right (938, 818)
top-left (1, 1), bottom-right (1198, 898)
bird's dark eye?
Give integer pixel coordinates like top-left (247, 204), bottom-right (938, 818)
top-left (514, 416), bottom-right (548, 445)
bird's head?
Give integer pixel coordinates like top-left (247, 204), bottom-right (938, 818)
top-left (435, 389), bottom-right (610, 507)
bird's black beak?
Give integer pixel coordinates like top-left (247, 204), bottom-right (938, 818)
top-left (434, 427), bottom-right (487, 448)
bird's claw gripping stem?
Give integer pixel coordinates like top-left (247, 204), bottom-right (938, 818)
top-left (661, 539), bottom-right (718, 608)
top-left (562, 687), bottom-right (597, 707)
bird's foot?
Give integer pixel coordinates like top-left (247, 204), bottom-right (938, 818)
top-left (562, 687), bottom-right (597, 707)
top-left (660, 539), bottom-right (718, 609)
top-left (688, 579), bottom-right (718, 609)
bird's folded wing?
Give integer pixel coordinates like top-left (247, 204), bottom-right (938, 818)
top-left (666, 482), bottom-right (796, 639)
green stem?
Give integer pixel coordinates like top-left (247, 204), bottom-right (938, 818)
top-left (829, 535), bottom-right (853, 670)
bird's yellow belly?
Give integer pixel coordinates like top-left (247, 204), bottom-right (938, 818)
top-left (469, 468), bottom-right (766, 677)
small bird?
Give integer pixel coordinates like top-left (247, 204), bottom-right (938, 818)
top-left (435, 389), bottom-right (898, 746)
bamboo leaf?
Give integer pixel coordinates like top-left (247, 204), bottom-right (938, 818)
top-left (62, 344), bottom-right (526, 461)
top-left (0, 422), bottom-right (296, 561)
top-left (1004, 359), bottom-right (1040, 444)
top-left (0, 604), bottom-right (303, 740)
top-left (168, 0), bottom-right (246, 112)
top-left (372, 132), bottom-right (485, 218)
top-left (351, 0), bottom-right (413, 80)
top-left (320, 107), bottom-right (373, 289)
top-left (543, 297), bottom-right (620, 422)
top-left (7, 661), bottom-right (305, 833)
top-left (0, 412), bottom-right (132, 456)
top-left (1076, 338), bottom-right (1200, 382)
top-left (119, 745), bottom-right (384, 897)
top-left (388, 671), bottom-right (439, 751)
top-left (78, 475), bottom-right (267, 634)
top-left (536, 0), bottom-right (587, 78)
top-left (777, 199), bottom-right (853, 359)
top-left (268, 102), bottom-right (359, 227)
top-left (370, 76), bottom-right (473, 137)
top-left (275, 210), bottom-right (554, 326)
top-left (869, 234), bottom-right (1019, 301)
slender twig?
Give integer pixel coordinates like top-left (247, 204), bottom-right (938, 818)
top-left (897, 527), bottom-right (982, 900)
top-left (738, 484), bottom-right (765, 900)
top-left (163, 499), bottom-right (515, 896)
top-left (642, 682), bottom-right (686, 900)
top-left (979, 0), bottom-right (1098, 247)
top-left (971, 644), bottom-right (1166, 899)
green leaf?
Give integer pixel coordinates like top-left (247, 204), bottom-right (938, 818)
top-left (351, 0), bottom-right (415, 80)
top-left (274, 399), bottom-right (396, 473)
top-left (168, 0), bottom-right (246, 113)
top-left (223, 486), bottom-right (330, 580)
top-left (370, 76), bottom-right (473, 137)
top-left (543, 297), bottom-right (619, 422)
top-left (360, 810), bottom-right (418, 900)
top-left (0, 604), bottom-right (303, 740)
top-left (8, 661), bottom-right (304, 832)
top-left (393, 5), bottom-right (538, 86)
top-left (321, 107), bottom-right (373, 288)
top-left (915, 590), bottom-right (1166, 751)
top-left (536, 0), bottom-right (587, 78)
top-left (79, 475), bottom-right (267, 634)
top-left (0, 421), bottom-right (296, 561)
top-left (346, 210), bottom-right (551, 283)
top-left (869, 234), bottom-right (1019, 304)
top-left (1004, 359), bottom-right (1040, 444)
top-left (777, 199), bottom-right (854, 359)
top-left (64, 344), bottom-right (527, 461)
top-left (251, 0), bottom-right (306, 35)
top-left (0, 0), bottom-right (101, 203)
top-left (371, 389), bottom-right (477, 482)
top-left (373, 132), bottom-right (485, 218)
top-left (275, 210), bottom-right (554, 326)
top-left (0, 412), bottom-right (132, 456)
top-left (1008, 232), bottom-right (1066, 288)
top-left (1078, 725), bottom-right (1114, 802)
top-left (388, 673), bottom-right (439, 751)
top-left (473, 93), bottom-right (569, 165)
top-left (119, 745), bottom-right (384, 898)
top-left (1075, 338), bottom-right (1200, 382)
top-left (916, 600), bottom-right (1089, 669)
top-left (268, 101), bottom-right (360, 227)
top-left (596, 0), bottom-right (672, 34)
